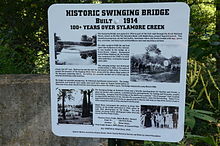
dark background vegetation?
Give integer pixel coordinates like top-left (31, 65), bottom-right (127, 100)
top-left (0, 0), bottom-right (219, 145)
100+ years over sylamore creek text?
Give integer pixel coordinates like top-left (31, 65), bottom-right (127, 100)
top-left (71, 17), bottom-right (165, 30)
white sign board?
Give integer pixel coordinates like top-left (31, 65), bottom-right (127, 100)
top-left (48, 3), bottom-right (189, 142)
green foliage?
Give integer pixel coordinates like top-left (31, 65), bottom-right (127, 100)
top-left (0, 0), bottom-right (51, 73)
top-left (183, 58), bottom-right (220, 145)
top-left (0, 46), bottom-right (36, 73)
top-left (0, 0), bottom-right (83, 74)
top-left (188, 0), bottom-right (220, 63)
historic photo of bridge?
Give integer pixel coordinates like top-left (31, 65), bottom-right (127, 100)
top-left (57, 88), bottom-right (93, 125)
top-left (54, 33), bottom-right (97, 65)
top-left (130, 44), bottom-right (181, 83)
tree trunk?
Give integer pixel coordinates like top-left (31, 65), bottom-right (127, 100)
top-left (87, 90), bottom-right (92, 116)
top-left (82, 90), bottom-right (87, 117)
top-left (61, 90), bottom-right (66, 120)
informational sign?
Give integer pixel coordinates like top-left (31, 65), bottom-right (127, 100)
top-left (48, 3), bottom-right (189, 142)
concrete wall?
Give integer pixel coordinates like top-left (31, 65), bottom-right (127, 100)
top-left (0, 74), bottom-right (107, 146)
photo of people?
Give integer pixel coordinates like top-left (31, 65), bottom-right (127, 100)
top-left (54, 33), bottom-right (97, 65)
top-left (140, 105), bottom-right (179, 129)
top-left (57, 88), bottom-right (94, 125)
top-left (130, 44), bottom-right (181, 83)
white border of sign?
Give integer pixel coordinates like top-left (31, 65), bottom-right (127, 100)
top-left (48, 3), bottom-right (189, 142)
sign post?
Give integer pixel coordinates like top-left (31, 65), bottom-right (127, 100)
top-left (48, 3), bottom-right (189, 142)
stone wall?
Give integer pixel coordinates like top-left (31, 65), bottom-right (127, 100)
top-left (0, 74), bottom-right (107, 146)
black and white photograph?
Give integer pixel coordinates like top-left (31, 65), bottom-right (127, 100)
top-left (54, 33), bottom-right (97, 65)
top-left (57, 88), bottom-right (94, 125)
top-left (140, 105), bottom-right (179, 129)
top-left (130, 44), bottom-right (181, 83)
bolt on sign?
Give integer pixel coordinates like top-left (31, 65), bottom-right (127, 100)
top-left (48, 3), bottom-right (189, 142)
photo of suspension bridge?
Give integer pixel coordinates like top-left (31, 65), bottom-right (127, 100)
top-left (54, 33), bottom-right (97, 65)
top-left (130, 44), bottom-right (181, 83)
